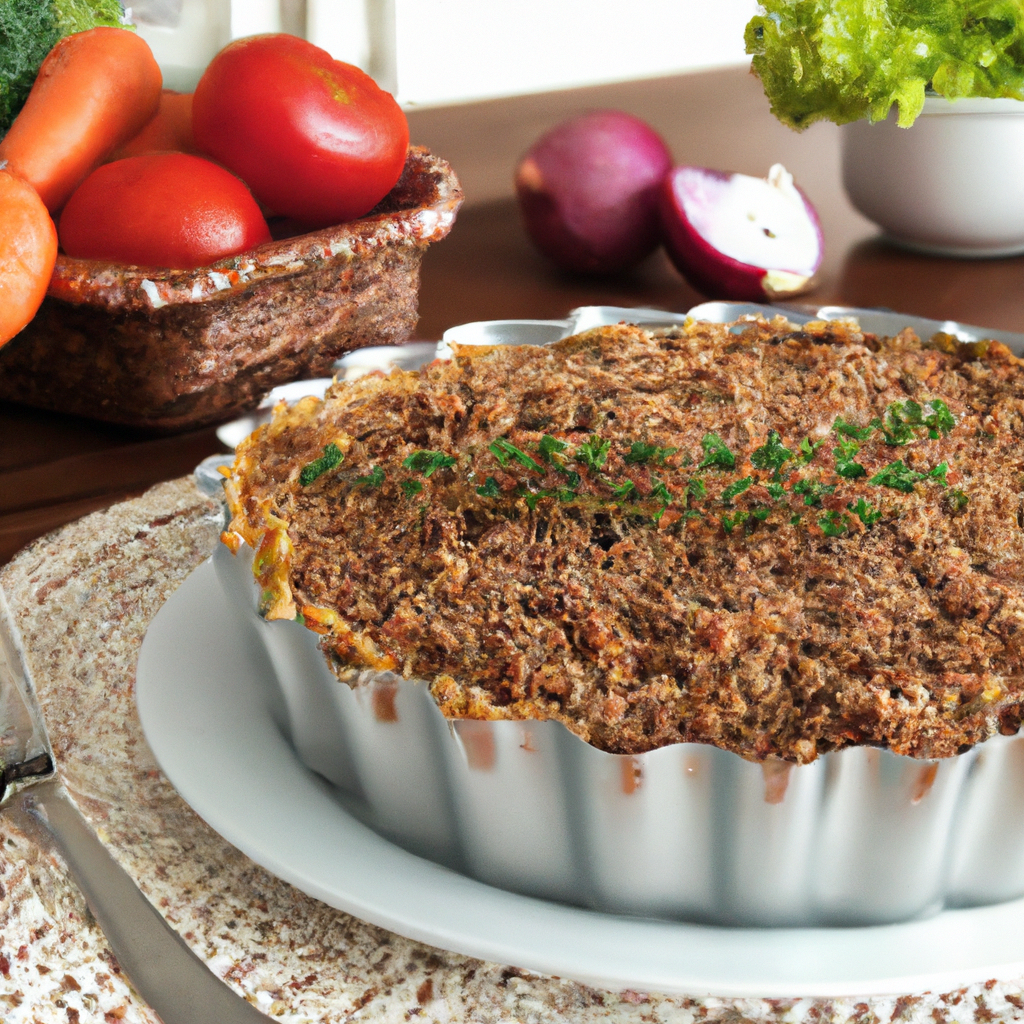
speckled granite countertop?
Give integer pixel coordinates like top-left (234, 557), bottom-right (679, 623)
top-left (2, 477), bottom-right (1024, 1023)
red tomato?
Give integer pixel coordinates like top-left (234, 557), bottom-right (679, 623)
top-left (191, 34), bottom-right (409, 227)
top-left (59, 153), bottom-right (271, 269)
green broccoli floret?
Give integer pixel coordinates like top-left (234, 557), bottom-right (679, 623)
top-left (1, 0), bottom-right (128, 136)
top-left (746, 0), bottom-right (1024, 130)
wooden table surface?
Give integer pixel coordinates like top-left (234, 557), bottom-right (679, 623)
top-left (4, 64), bottom-right (1024, 565)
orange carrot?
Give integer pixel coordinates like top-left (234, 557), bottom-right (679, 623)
top-left (0, 169), bottom-right (58, 347)
top-left (0, 27), bottom-right (162, 213)
top-left (109, 90), bottom-right (199, 161)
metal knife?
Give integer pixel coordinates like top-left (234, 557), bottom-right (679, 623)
top-left (0, 586), bottom-right (269, 1024)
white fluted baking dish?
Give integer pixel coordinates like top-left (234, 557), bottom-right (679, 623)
top-left (215, 541), bottom-right (1024, 927)
top-left (211, 303), bottom-right (1024, 928)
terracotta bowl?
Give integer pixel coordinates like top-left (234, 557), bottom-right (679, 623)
top-left (0, 147), bottom-right (463, 432)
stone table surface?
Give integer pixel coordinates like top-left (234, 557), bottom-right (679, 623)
top-left (2, 477), bottom-right (1024, 1023)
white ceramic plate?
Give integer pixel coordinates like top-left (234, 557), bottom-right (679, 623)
top-left (137, 558), bottom-right (1024, 999)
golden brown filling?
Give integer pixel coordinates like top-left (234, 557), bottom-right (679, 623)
top-left (225, 318), bottom-right (1024, 762)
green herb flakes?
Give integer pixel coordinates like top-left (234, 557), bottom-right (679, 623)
top-left (354, 465), bottom-right (385, 488)
top-left (848, 497), bottom-right (883, 527)
top-left (721, 511), bottom-right (750, 534)
top-left (833, 416), bottom-right (876, 441)
top-left (833, 437), bottom-right (866, 479)
top-left (539, 434), bottom-right (569, 466)
top-left (792, 477), bottom-right (837, 506)
top-left (575, 436), bottom-right (611, 471)
top-left (698, 432), bottom-right (735, 471)
top-left (403, 449), bottom-right (457, 477)
top-left (923, 399), bottom-right (956, 438)
top-left (945, 488), bottom-right (970, 513)
top-left (751, 431), bottom-right (793, 474)
top-left (687, 477), bottom-right (707, 501)
top-left (401, 479), bottom-right (424, 499)
top-left (625, 441), bottom-right (679, 465)
top-left (799, 436), bottom-right (828, 462)
top-left (299, 442), bottom-right (344, 486)
top-left (651, 478), bottom-right (673, 505)
top-left (488, 437), bottom-right (545, 474)
top-left (476, 476), bottom-right (501, 498)
top-left (818, 510), bottom-right (850, 537)
top-left (928, 461), bottom-right (950, 486)
top-left (721, 476), bottom-right (754, 504)
top-left (869, 460), bottom-right (919, 493)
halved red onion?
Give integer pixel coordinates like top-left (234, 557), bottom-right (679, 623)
top-left (660, 164), bottom-right (823, 300)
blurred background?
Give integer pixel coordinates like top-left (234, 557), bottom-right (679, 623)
top-left (132, 0), bottom-right (757, 105)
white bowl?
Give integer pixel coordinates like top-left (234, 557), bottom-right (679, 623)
top-left (842, 95), bottom-right (1024, 257)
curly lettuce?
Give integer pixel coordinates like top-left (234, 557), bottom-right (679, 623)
top-left (746, 0), bottom-right (1024, 129)
top-left (0, 0), bottom-right (128, 136)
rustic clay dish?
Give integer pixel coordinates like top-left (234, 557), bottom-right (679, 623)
top-left (0, 147), bottom-right (462, 432)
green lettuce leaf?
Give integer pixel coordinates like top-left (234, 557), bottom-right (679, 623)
top-left (746, 0), bottom-right (1024, 129)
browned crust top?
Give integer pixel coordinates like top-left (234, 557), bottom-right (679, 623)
top-left (226, 318), bottom-right (1024, 762)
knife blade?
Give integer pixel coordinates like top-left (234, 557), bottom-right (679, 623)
top-left (0, 585), bottom-right (269, 1024)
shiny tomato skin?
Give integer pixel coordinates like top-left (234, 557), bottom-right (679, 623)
top-left (58, 153), bottom-right (271, 269)
top-left (192, 34), bottom-right (409, 227)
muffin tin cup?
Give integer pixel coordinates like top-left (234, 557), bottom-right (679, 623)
top-left (215, 542), bottom-right (1024, 927)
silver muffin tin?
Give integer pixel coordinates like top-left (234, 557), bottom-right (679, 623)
top-left (209, 303), bottom-right (1024, 927)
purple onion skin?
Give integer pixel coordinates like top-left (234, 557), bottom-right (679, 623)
top-left (659, 166), bottom-right (824, 301)
top-left (515, 110), bottom-right (673, 275)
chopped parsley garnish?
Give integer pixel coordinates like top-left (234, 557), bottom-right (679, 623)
top-left (575, 436), bottom-right (611, 471)
top-left (833, 437), bottom-right (866, 479)
top-left (625, 441), bottom-right (679, 465)
top-left (945, 488), bottom-right (970, 513)
top-left (651, 477), bottom-right (672, 505)
top-left (721, 476), bottom-right (753, 504)
top-left (403, 449), bottom-right (457, 477)
top-left (722, 505), bottom-right (770, 535)
top-left (884, 399), bottom-right (957, 443)
top-left (818, 510), bottom-right (850, 537)
top-left (520, 489), bottom-right (545, 511)
top-left (697, 432), bottom-right (735, 470)
top-left (751, 431), bottom-right (793, 475)
top-left (833, 416), bottom-right (876, 441)
top-left (923, 400), bottom-right (956, 438)
top-left (476, 476), bottom-right (501, 498)
top-left (380, 397), bottom-right (961, 539)
top-left (868, 460), bottom-right (918, 492)
top-left (869, 459), bottom-right (948, 493)
top-left (879, 404), bottom-right (917, 446)
top-left (721, 510), bottom-right (750, 534)
top-left (299, 442), bottom-right (344, 486)
top-left (354, 465), bottom-right (385, 488)
top-left (799, 436), bottom-right (827, 462)
top-left (848, 497), bottom-right (883, 526)
top-left (489, 437), bottom-right (545, 474)
top-left (792, 477), bottom-right (837, 506)
top-left (538, 434), bottom-right (569, 466)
